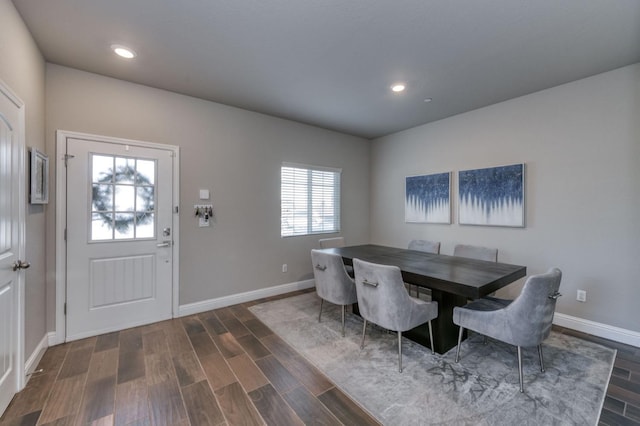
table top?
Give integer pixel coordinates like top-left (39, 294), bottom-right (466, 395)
top-left (321, 244), bottom-right (527, 299)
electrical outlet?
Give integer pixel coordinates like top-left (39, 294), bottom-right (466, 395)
top-left (282, 264), bottom-right (288, 273)
top-left (576, 289), bottom-right (586, 302)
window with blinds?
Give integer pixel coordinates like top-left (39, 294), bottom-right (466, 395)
top-left (281, 163), bottom-right (341, 237)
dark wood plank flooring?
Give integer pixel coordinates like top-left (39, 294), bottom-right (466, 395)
top-left (1, 289), bottom-right (638, 425)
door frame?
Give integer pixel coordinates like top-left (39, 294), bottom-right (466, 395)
top-left (0, 79), bottom-right (26, 392)
top-left (54, 130), bottom-right (180, 344)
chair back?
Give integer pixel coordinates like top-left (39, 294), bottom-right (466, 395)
top-left (353, 258), bottom-right (415, 331)
top-left (318, 237), bottom-right (345, 249)
top-left (453, 244), bottom-right (498, 262)
top-left (504, 268), bottom-right (562, 347)
top-left (310, 249), bottom-right (356, 306)
top-left (408, 239), bottom-right (441, 254)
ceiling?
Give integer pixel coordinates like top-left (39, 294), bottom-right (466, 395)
top-left (12, 0), bottom-right (640, 139)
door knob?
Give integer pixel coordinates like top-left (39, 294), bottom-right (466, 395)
top-left (12, 260), bottom-right (31, 271)
top-left (156, 241), bottom-right (172, 248)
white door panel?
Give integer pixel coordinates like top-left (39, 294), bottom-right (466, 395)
top-left (0, 82), bottom-right (26, 416)
top-left (0, 281), bottom-right (15, 405)
top-left (66, 138), bottom-right (174, 340)
top-left (89, 254), bottom-right (156, 308)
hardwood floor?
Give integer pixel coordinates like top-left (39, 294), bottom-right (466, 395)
top-left (554, 326), bottom-right (640, 426)
top-left (1, 289), bottom-right (638, 425)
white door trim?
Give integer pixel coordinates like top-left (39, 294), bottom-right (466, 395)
top-left (54, 130), bottom-right (180, 344)
top-left (0, 79), bottom-right (26, 392)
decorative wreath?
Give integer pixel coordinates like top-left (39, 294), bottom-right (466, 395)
top-left (92, 165), bottom-right (155, 233)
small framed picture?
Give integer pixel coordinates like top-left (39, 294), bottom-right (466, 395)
top-left (30, 148), bottom-right (49, 204)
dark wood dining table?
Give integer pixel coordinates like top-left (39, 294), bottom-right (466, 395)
top-left (320, 244), bottom-right (527, 354)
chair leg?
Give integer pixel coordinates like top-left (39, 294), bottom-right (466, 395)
top-left (517, 346), bottom-right (524, 393)
top-left (318, 299), bottom-right (324, 322)
top-left (398, 331), bottom-right (403, 373)
top-left (538, 345), bottom-right (545, 372)
top-left (455, 326), bottom-right (464, 363)
top-left (341, 305), bottom-right (346, 337)
top-left (360, 319), bottom-right (367, 349)
top-left (428, 321), bottom-right (435, 355)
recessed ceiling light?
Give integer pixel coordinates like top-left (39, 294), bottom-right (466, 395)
top-left (111, 44), bottom-right (137, 59)
top-left (391, 83), bottom-right (406, 93)
top-left (424, 98), bottom-right (433, 103)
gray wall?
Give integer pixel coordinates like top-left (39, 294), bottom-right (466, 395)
top-left (45, 64), bottom-right (370, 326)
top-left (370, 63), bottom-right (640, 332)
top-left (0, 0), bottom-right (47, 358)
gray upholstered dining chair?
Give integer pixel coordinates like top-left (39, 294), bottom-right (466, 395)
top-left (454, 244), bottom-right (498, 299)
top-left (453, 244), bottom-right (498, 262)
top-left (353, 258), bottom-right (438, 372)
top-left (318, 237), bottom-right (345, 249)
top-left (408, 239), bottom-right (441, 298)
top-left (310, 249), bottom-right (358, 337)
top-left (452, 267), bottom-right (562, 392)
top-left (408, 239), bottom-right (441, 254)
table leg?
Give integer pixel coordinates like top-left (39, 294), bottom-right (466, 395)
top-left (403, 289), bottom-right (467, 354)
top-left (352, 289), bottom-right (467, 355)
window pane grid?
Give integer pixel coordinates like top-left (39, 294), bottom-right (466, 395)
top-left (90, 154), bottom-right (157, 241)
top-left (281, 165), bottom-right (340, 237)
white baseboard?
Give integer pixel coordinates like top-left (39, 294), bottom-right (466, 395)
top-left (45, 280), bottom-right (315, 344)
top-left (47, 331), bottom-right (58, 346)
top-left (47, 281), bottom-right (636, 349)
top-left (48, 331), bottom-right (63, 347)
top-left (178, 279), bottom-right (315, 317)
top-left (24, 333), bottom-right (52, 378)
top-left (554, 313), bottom-right (640, 348)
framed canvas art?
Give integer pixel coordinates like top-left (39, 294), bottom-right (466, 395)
top-left (405, 172), bottom-right (451, 224)
top-left (458, 163), bottom-right (524, 227)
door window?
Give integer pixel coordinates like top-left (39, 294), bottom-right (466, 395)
top-left (90, 154), bottom-right (156, 241)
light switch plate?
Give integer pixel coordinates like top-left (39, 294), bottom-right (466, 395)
top-left (199, 189), bottom-right (210, 200)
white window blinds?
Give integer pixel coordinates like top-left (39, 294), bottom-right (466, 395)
top-left (281, 163), bottom-right (341, 237)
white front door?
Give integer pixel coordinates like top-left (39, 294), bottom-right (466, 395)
top-left (65, 136), bottom-right (176, 341)
top-left (0, 82), bottom-right (26, 415)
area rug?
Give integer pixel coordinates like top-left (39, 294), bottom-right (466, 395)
top-left (249, 292), bottom-right (615, 425)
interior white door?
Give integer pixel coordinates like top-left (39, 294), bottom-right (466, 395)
top-left (0, 82), bottom-right (26, 415)
top-left (65, 137), bottom-right (174, 341)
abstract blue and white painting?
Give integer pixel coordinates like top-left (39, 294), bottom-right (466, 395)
top-left (458, 163), bottom-right (525, 227)
top-left (405, 172), bottom-right (451, 223)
